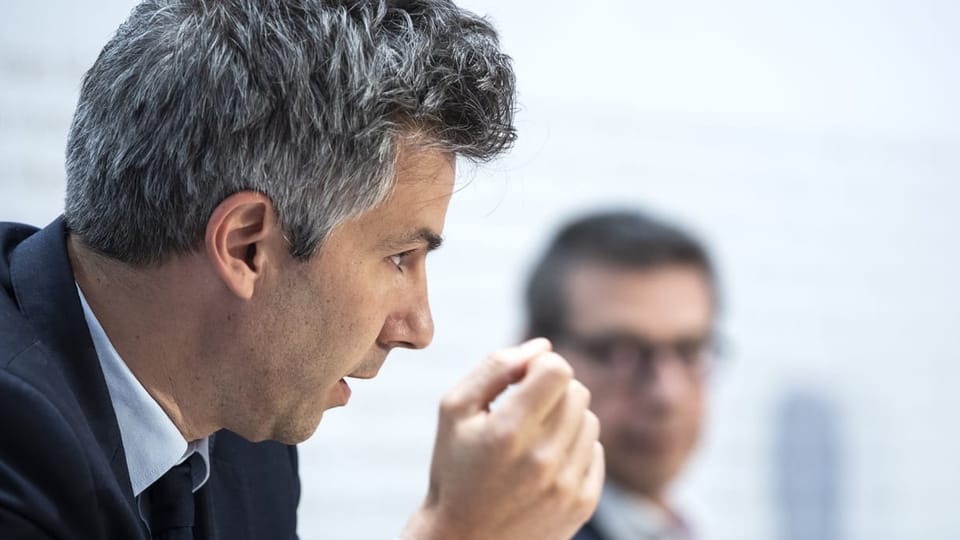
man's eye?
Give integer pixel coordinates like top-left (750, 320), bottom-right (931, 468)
top-left (389, 250), bottom-right (415, 269)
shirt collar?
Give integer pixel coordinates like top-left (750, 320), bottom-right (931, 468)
top-left (592, 479), bottom-right (692, 540)
top-left (77, 285), bottom-right (210, 497)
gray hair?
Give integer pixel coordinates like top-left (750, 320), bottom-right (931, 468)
top-left (64, 0), bottom-right (516, 264)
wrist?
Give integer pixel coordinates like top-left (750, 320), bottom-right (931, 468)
top-left (401, 502), bottom-right (461, 540)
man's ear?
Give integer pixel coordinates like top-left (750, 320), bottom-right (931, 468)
top-left (205, 192), bottom-right (285, 299)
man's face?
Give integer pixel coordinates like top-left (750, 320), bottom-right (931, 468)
top-left (555, 263), bottom-right (714, 500)
top-left (232, 145), bottom-right (454, 443)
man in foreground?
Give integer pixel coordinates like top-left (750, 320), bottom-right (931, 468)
top-left (524, 211), bottom-right (721, 540)
top-left (0, 1), bottom-right (602, 538)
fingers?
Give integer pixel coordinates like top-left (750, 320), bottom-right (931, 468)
top-left (580, 442), bottom-right (605, 512)
top-left (558, 409), bottom-right (600, 490)
top-left (440, 338), bottom-right (552, 417)
top-left (536, 438), bottom-right (605, 528)
top-left (514, 408), bottom-right (603, 530)
top-left (494, 351), bottom-right (574, 428)
top-left (540, 379), bottom-right (591, 453)
top-left (418, 340), bottom-right (605, 540)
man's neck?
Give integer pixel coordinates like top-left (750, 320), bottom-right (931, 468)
top-left (68, 236), bottom-right (219, 441)
top-left (636, 487), bottom-right (672, 517)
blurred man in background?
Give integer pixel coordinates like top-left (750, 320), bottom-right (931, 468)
top-left (525, 210), bottom-right (720, 540)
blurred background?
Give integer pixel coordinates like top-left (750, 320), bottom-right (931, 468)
top-left (2, 1), bottom-right (958, 539)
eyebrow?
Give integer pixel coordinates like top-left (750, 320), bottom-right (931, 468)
top-left (387, 228), bottom-right (444, 252)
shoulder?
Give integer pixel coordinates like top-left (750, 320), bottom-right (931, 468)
top-left (0, 223), bottom-right (86, 534)
top-left (0, 221), bottom-right (76, 403)
top-left (0, 221), bottom-right (44, 367)
top-left (0, 222), bottom-right (38, 266)
top-left (0, 221), bottom-right (39, 295)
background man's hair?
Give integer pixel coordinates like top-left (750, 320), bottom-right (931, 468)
top-left (524, 209), bottom-right (717, 340)
top-left (64, 0), bottom-right (516, 265)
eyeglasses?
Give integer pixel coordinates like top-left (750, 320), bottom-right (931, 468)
top-left (555, 330), bottom-right (720, 383)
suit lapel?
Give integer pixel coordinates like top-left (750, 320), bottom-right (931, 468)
top-left (8, 217), bottom-right (135, 499)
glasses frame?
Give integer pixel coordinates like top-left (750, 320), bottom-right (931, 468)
top-left (554, 329), bottom-right (724, 384)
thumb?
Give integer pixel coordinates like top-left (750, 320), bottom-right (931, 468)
top-left (442, 338), bottom-right (552, 416)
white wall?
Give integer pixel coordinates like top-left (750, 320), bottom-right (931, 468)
top-left (3, 2), bottom-right (958, 539)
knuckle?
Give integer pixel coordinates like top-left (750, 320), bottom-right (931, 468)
top-left (553, 472), bottom-right (578, 497)
top-left (551, 475), bottom-right (596, 522)
top-left (529, 448), bottom-right (560, 480)
top-left (438, 392), bottom-right (462, 418)
top-left (486, 350), bottom-right (511, 369)
top-left (539, 352), bottom-right (574, 381)
top-left (487, 421), bottom-right (519, 452)
top-left (574, 488), bottom-right (600, 519)
top-left (569, 379), bottom-right (591, 407)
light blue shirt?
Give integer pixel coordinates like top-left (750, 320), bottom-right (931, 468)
top-left (592, 480), bottom-right (693, 540)
top-left (76, 286), bottom-right (210, 501)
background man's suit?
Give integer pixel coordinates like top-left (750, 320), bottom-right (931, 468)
top-left (572, 521), bottom-right (606, 540)
top-left (0, 219), bottom-right (300, 539)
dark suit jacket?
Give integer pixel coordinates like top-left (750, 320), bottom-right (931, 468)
top-left (572, 520), bottom-right (606, 540)
top-left (0, 219), bottom-right (300, 539)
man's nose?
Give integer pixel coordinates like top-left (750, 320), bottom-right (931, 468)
top-left (643, 354), bottom-right (693, 404)
top-left (379, 288), bottom-right (435, 350)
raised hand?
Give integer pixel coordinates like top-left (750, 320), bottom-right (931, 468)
top-left (403, 338), bottom-right (604, 540)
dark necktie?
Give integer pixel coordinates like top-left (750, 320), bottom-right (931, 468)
top-left (145, 460), bottom-right (195, 540)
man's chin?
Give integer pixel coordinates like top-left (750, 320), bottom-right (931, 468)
top-left (271, 414), bottom-right (325, 445)
top-left (607, 447), bottom-right (687, 495)
top-left (265, 402), bottom-right (335, 445)
top-left (610, 465), bottom-right (677, 500)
